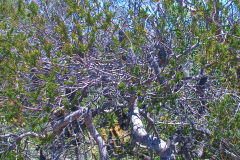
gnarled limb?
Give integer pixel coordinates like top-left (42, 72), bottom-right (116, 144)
top-left (84, 109), bottom-right (109, 160)
top-left (147, 52), bottom-right (165, 85)
top-left (140, 109), bottom-right (160, 140)
top-left (52, 107), bottom-right (88, 136)
top-left (129, 98), bottom-right (172, 159)
top-left (0, 132), bottom-right (45, 155)
top-left (52, 106), bottom-right (109, 160)
top-left (52, 101), bottom-right (113, 136)
top-left (177, 41), bottom-right (200, 59)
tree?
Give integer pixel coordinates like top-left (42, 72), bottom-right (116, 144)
top-left (0, 0), bottom-right (239, 159)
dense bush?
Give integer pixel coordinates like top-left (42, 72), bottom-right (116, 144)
top-left (0, 0), bottom-right (239, 159)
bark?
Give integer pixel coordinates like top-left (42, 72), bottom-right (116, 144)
top-left (129, 98), bottom-right (172, 159)
top-left (51, 106), bottom-right (109, 159)
top-left (177, 41), bottom-right (200, 59)
top-left (52, 102), bottom-right (111, 136)
top-left (147, 51), bottom-right (165, 85)
top-left (52, 107), bottom-right (87, 136)
top-left (84, 110), bottom-right (109, 160)
top-left (0, 132), bottom-right (45, 154)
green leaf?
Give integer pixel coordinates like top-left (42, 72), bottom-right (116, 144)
top-left (118, 82), bottom-right (126, 90)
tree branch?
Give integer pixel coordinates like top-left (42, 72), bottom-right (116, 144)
top-left (177, 41), bottom-right (200, 59)
top-left (84, 109), bottom-right (109, 160)
top-left (147, 51), bottom-right (165, 85)
top-left (52, 107), bottom-right (88, 136)
top-left (0, 132), bottom-right (45, 155)
top-left (129, 98), bottom-right (172, 159)
top-left (140, 109), bottom-right (160, 140)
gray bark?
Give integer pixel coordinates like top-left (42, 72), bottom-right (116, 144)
top-left (129, 98), bottom-right (172, 159)
top-left (84, 110), bottom-right (109, 160)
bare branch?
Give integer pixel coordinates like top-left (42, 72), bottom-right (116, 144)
top-left (84, 110), bottom-right (109, 160)
top-left (147, 51), bottom-right (165, 85)
top-left (139, 109), bottom-right (160, 140)
top-left (177, 41), bottom-right (200, 59)
top-left (129, 98), bottom-right (172, 159)
top-left (0, 132), bottom-right (45, 155)
top-left (52, 107), bottom-right (88, 136)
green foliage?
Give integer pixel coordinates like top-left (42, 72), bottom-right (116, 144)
top-left (0, 0), bottom-right (239, 159)
top-left (118, 82), bottom-right (126, 90)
